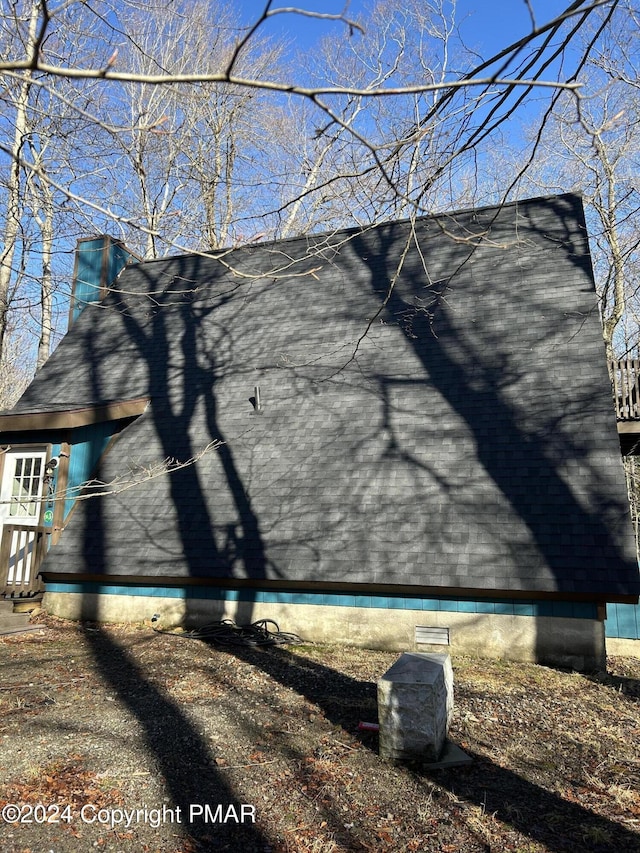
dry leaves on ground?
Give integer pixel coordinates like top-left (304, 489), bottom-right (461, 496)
top-left (0, 615), bottom-right (639, 852)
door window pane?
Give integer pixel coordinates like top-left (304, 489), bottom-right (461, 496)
top-left (9, 456), bottom-right (43, 517)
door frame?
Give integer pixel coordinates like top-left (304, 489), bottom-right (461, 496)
top-left (0, 444), bottom-right (54, 596)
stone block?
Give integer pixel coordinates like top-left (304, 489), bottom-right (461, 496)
top-left (377, 652), bottom-right (453, 762)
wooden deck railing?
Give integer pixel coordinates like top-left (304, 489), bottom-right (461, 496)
top-left (0, 524), bottom-right (48, 598)
top-left (611, 358), bottom-right (640, 420)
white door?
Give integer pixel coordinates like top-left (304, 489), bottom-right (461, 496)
top-left (0, 449), bottom-right (47, 587)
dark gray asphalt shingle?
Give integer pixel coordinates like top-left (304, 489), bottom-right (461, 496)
top-left (13, 192), bottom-right (639, 597)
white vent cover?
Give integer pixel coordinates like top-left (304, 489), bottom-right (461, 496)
top-left (415, 626), bottom-right (450, 645)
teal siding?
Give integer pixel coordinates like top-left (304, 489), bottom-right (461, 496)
top-left (71, 237), bottom-right (107, 322)
top-left (43, 442), bottom-right (62, 528)
top-left (606, 603), bottom-right (640, 639)
top-left (107, 242), bottom-right (131, 287)
top-left (1, 425), bottom-right (127, 523)
top-left (44, 582), bottom-right (600, 620)
top-left (71, 237), bottom-right (132, 322)
top-left (64, 422), bottom-right (116, 519)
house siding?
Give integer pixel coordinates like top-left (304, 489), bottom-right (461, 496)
top-left (5, 194), bottom-right (638, 667)
top-left (0, 421), bottom-right (129, 523)
top-left (42, 581), bottom-right (600, 617)
top-left (605, 602), bottom-right (640, 639)
top-left (63, 422), bottom-right (115, 519)
top-left (70, 236), bottom-right (132, 323)
top-left (40, 195), bottom-right (637, 598)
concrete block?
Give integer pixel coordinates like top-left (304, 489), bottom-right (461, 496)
top-left (377, 652), bottom-right (454, 762)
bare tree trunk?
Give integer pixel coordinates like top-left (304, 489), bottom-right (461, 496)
top-left (34, 170), bottom-right (54, 370)
top-left (0, 1), bottom-right (39, 365)
top-left (594, 135), bottom-right (626, 366)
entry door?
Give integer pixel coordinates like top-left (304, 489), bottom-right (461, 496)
top-left (0, 449), bottom-right (47, 588)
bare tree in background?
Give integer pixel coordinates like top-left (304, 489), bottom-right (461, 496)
top-left (90, 2), bottom-right (288, 258)
top-left (0, 0), bottom-right (109, 383)
top-left (269, 0), bottom-right (471, 236)
top-left (0, 0), bottom-right (39, 368)
top-left (515, 1), bottom-right (640, 362)
top-left (0, 0), bottom-right (627, 401)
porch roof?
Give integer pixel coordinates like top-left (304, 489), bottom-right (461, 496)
top-left (0, 397), bottom-right (149, 433)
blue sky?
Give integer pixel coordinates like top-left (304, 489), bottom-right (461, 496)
top-left (454, 0), bottom-right (572, 56)
top-left (231, 0), bottom-right (579, 157)
top-left (235, 1), bottom-right (574, 65)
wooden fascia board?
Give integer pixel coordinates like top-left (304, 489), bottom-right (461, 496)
top-left (0, 397), bottom-right (149, 433)
top-left (37, 573), bottom-right (640, 604)
top-left (617, 420), bottom-right (640, 434)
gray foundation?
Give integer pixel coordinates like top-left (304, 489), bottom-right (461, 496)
top-left (43, 592), bottom-right (608, 671)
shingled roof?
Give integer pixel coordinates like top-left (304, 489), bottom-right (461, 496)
top-left (17, 192), bottom-right (640, 599)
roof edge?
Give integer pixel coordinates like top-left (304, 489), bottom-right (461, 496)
top-left (0, 396), bottom-right (149, 433)
top-left (129, 191), bottom-right (585, 270)
top-left (37, 573), bottom-right (639, 604)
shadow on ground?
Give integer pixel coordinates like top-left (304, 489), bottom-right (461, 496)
top-left (82, 628), bottom-right (270, 853)
top-left (425, 750), bottom-right (640, 853)
top-left (225, 643), bottom-right (640, 853)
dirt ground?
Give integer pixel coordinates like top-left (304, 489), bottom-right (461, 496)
top-left (1, 614), bottom-right (639, 853)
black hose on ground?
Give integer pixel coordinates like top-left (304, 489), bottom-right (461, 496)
top-left (152, 617), bottom-right (303, 647)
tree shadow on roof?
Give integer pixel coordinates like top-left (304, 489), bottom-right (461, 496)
top-left (48, 195), bottom-right (639, 851)
top-left (346, 196), bottom-right (637, 668)
top-left (75, 291), bottom-right (271, 851)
